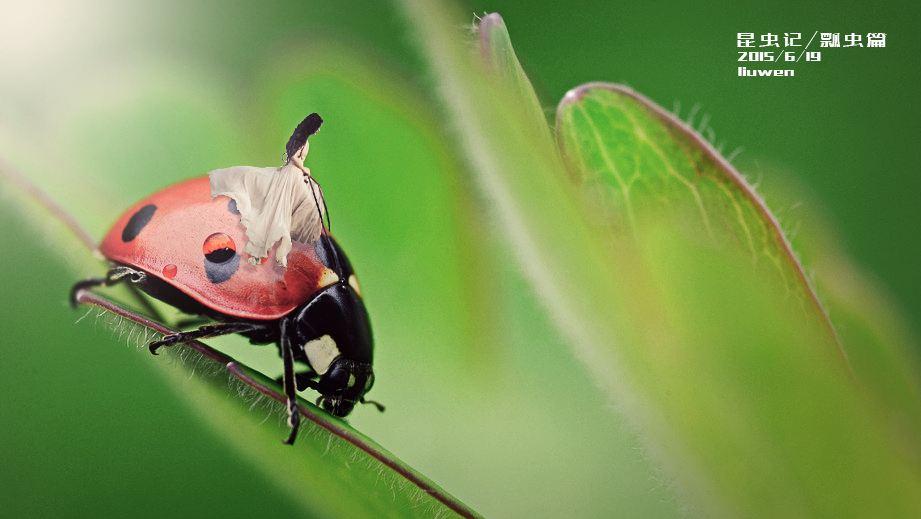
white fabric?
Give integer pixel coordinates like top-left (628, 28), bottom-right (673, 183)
top-left (209, 162), bottom-right (325, 267)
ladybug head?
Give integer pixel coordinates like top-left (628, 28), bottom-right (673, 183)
top-left (316, 357), bottom-right (376, 417)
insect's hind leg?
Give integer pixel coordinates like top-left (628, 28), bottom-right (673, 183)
top-left (148, 322), bottom-right (266, 355)
top-left (70, 266), bottom-right (147, 307)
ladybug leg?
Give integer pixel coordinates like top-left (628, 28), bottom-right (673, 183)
top-left (70, 276), bottom-right (108, 307)
top-left (359, 398), bottom-right (386, 413)
top-left (107, 265), bottom-right (147, 284)
top-left (70, 266), bottom-right (147, 307)
top-left (148, 322), bottom-right (265, 355)
top-left (280, 319), bottom-right (301, 445)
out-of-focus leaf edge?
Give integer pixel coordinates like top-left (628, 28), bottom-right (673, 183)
top-left (554, 82), bottom-right (849, 368)
top-left (1, 162), bottom-right (480, 519)
top-left (477, 13), bottom-right (548, 127)
top-left (1, 158), bottom-right (98, 253)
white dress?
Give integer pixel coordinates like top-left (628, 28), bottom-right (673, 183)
top-left (209, 161), bottom-right (325, 267)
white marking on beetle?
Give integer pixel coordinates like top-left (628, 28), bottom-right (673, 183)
top-left (348, 274), bottom-right (361, 296)
top-left (318, 268), bottom-right (340, 288)
top-left (305, 334), bottom-right (340, 375)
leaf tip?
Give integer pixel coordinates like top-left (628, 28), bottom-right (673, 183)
top-left (555, 82), bottom-right (636, 177)
top-left (477, 12), bottom-right (508, 64)
top-left (557, 82), bottom-right (635, 112)
top-left (477, 12), bottom-right (505, 34)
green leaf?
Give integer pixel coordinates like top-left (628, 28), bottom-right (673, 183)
top-left (554, 81), bottom-right (921, 509)
top-left (761, 179), bottom-right (921, 467)
top-left (812, 235), bottom-right (921, 472)
top-left (399, 4), bottom-right (629, 391)
top-left (603, 218), bottom-right (921, 516)
top-left (477, 13), bottom-right (549, 129)
top-left (555, 83), bottom-right (846, 364)
top-left (77, 291), bottom-right (477, 519)
top-left (402, 6), bottom-right (921, 515)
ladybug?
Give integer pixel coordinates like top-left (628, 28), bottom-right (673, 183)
top-left (70, 114), bottom-right (380, 445)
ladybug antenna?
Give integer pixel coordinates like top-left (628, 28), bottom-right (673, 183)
top-left (285, 113), bottom-right (323, 162)
top-left (360, 397), bottom-right (386, 413)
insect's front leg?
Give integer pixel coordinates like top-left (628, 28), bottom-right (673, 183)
top-left (280, 319), bottom-right (301, 445)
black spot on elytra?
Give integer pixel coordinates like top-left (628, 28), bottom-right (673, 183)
top-left (205, 247), bottom-right (235, 264)
top-left (122, 204), bottom-right (157, 242)
top-left (204, 253), bottom-right (240, 283)
top-left (227, 198), bottom-right (240, 215)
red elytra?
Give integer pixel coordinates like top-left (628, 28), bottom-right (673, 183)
top-left (99, 176), bottom-right (332, 320)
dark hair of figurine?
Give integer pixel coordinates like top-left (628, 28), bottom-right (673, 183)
top-left (285, 113), bottom-right (323, 161)
top-left (287, 113), bottom-right (332, 235)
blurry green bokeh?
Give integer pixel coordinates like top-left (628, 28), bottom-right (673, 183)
top-left (1, 1), bottom-right (919, 517)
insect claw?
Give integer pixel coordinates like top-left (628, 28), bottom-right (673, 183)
top-left (148, 335), bottom-right (177, 355)
top-left (283, 402), bottom-right (300, 445)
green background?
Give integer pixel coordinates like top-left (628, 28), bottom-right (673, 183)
top-left (0, 1), bottom-right (917, 517)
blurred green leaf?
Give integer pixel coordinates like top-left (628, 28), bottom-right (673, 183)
top-left (761, 179), bottom-right (921, 468)
top-left (604, 218), bottom-right (921, 516)
top-left (813, 242), bottom-right (921, 468)
top-left (402, 6), bottom-right (921, 516)
top-left (399, 4), bottom-right (628, 392)
top-left (477, 13), bottom-right (549, 128)
top-left (555, 83), bottom-right (846, 365)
